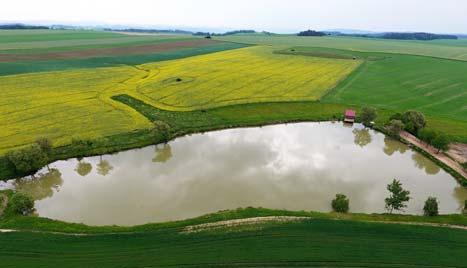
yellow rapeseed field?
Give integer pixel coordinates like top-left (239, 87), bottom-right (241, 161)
top-left (0, 66), bottom-right (152, 153)
top-left (135, 46), bottom-right (361, 110)
top-left (0, 46), bottom-right (360, 153)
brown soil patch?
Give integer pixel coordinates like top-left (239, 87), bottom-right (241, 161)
top-left (447, 143), bottom-right (467, 165)
top-left (0, 39), bottom-right (224, 62)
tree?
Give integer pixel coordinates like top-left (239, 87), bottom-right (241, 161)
top-left (7, 193), bottom-right (35, 216)
top-left (386, 120), bottom-right (405, 138)
top-left (331, 194), bottom-right (349, 213)
top-left (385, 179), bottom-right (410, 213)
top-left (7, 144), bottom-right (48, 174)
top-left (360, 107), bottom-right (377, 127)
top-left (423, 197), bottom-right (439, 216)
top-left (401, 111), bottom-right (426, 134)
top-left (35, 137), bottom-right (53, 154)
top-left (432, 134), bottom-right (450, 153)
top-left (418, 129), bottom-right (437, 145)
top-left (464, 200), bottom-right (467, 215)
top-left (153, 121), bottom-right (171, 143)
top-left (297, 30), bottom-right (327, 36)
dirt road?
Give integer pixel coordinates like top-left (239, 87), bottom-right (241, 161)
top-left (400, 131), bottom-right (467, 179)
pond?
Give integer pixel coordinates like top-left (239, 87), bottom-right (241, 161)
top-left (2, 122), bottom-right (466, 226)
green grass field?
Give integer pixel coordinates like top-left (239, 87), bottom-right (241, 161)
top-left (0, 30), bottom-right (189, 51)
top-left (0, 30), bottom-right (127, 44)
top-left (216, 34), bottom-right (467, 61)
top-left (1, 207), bottom-right (466, 268)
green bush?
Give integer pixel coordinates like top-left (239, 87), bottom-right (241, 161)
top-left (423, 197), bottom-right (439, 216)
top-left (360, 107), bottom-right (377, 127)
top-left (6, 144), bottom-right (48, 174)
top-left (331, 194), bottom-right (349, 213)
top-left (153, 121), bottom-right (171, 143)
top-left (35, 137), bottom-right (53, 154)
top-left (6, 192), bottom-right (35, 216)
top-left (418, 129), bottom-right (437, 145)
top-left (71, 138), bottom-right (94, 151)
top-left (401, 111), bottom-right (426, 134)
top-left (385, 120), bottom-right (405, 138)
top-left (432, 134), bottom-right (450, 153)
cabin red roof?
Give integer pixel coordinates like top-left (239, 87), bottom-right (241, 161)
top-left (345, 109), bottom-right (356, 118)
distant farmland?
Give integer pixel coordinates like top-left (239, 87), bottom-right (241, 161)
top-left (0, 30), bottom-right (247, 76)
top-left (216, 34), bottom-right (467, 61)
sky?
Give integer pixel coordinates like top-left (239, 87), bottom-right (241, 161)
top-left (1, 0), bottom-right (467, 33)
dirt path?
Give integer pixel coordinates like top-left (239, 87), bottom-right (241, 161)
top-left (182, 216), bottom-right (309, 233)
top-left (1, 216), bottom-right (466, 236)
top-left (447, 143), bottom-right (467, 164)
top-left (181, 216), bottom-right (467, 233)
top-left (400, 131), bottom-right (467, 179)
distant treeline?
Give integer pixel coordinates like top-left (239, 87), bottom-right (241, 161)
top-left (380, 32), bottom-right (458, 40)
top-left (193, 30), bottom-right (257, 37)
top-left (0, 24), bottom-right (49, 30)
top-left (326, 31), bottom-right (458, 41)
top-left (297, 30), bottom-right (327, 37)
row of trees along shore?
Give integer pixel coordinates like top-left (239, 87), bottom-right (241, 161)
top-left (357, 106), bottom-right (452, 154)
top-left (332, 179), bottom-right (443, 217)
top-left (384, 110), bottom-right (451, 153)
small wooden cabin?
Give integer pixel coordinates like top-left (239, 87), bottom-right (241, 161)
top-left (344, 109), bottom-right (356, 123)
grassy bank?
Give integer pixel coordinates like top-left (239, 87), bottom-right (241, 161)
top-left (1, 205), bottom-right (466, 234)
top-left (0, 207), bottom-right (466, 267)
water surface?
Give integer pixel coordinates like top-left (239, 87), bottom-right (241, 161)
top-left (6, 122), bottom-right (467, 226)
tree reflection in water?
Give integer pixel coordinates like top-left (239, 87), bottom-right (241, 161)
top-left (411, 153), bottom-right (440, 175)
top-left (353, 128), bottom-right (372, 148)
top-left (453, 186), bottom-right (467, 211)
top-left (14, 168), bottom-right (63, 200)
top-left (383, 137), bottom-right (408, 156)
top-left (75, 160), bottom-right (92, 177)
top-left (97, 156), bottom-right (113, 176)
top-left (153, 144), bottom-right (173, 163)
